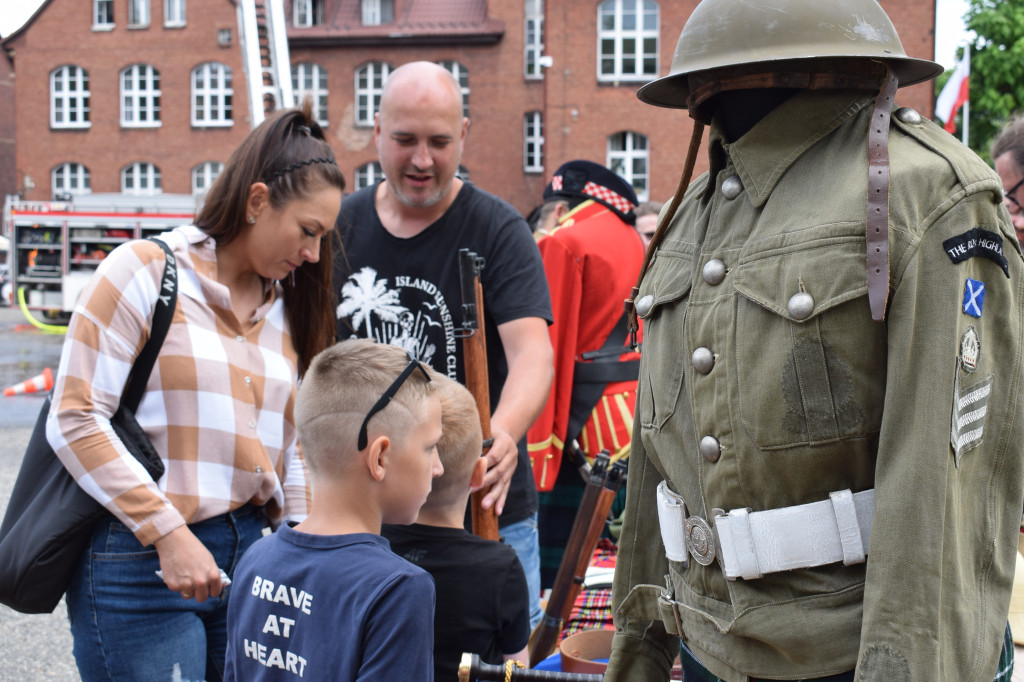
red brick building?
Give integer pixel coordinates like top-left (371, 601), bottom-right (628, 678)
top-left (2, 0), bottom-right (938, 215)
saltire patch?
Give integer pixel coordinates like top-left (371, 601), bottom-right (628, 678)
top-left (942, 228), bottom-right (1010, 277)
top-left (963, 278), bottom-right (985, 318)
top-left (950, 373), bottom-right (992, 467)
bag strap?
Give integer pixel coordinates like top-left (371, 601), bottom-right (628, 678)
top-left (564, 311), bottom-right (638, 450)
top-left (120, 238), bottom-right (178, 412)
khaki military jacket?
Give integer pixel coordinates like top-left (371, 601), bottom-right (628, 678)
top-left (607, 89), bottom-right (1024, 681)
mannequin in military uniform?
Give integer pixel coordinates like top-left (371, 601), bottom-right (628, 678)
top-left (606, 1), bottom-right (1024, 681)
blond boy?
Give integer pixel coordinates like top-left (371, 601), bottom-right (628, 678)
top-left (383, 375), bottom-right (531, 681)
top-left (225, 339), bottom-right (443, 681)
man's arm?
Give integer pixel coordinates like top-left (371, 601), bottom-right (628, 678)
top-left (481, 316), bottom-right (553, 514)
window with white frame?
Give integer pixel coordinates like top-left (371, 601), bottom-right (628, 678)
top-left (607, 131), bottom-right (649, 201)
top-left (50, 65), bottom-right (91, 129)
top-left (93, 0), bottom-right (114, 29)
top-left (292, 63), bottom-right (329, 126)
top-left (122, 162), bottom-right (162, 195)
top-left (355, 162), bottom-right (384, 189)
top-left (121, 64), bottom-right (161, 127)
top-left (525, 0), bottom-right (544, 79)
top-left (293, 0), bottom-right (323, 27)
top-left (524, 112), bottom-right (543, 173)
top-left (597, 0), bottom-right (658, 81)
top-left (129, 0), bottom-right (150, 27)
top-left (437, 61), bottom-right (470, 119)
top-left (192, 63), bottom-right (233, 126)
top-left (192, 161), bottom-right (223, 195)
top-left (52, 163), bottom-right (92, 198)
top-left (164, 0), bottom-right (185, 26)
top-left (361, 0), bottom-right (394, 25)
top-left (355, 62), bottom-right (391, 126)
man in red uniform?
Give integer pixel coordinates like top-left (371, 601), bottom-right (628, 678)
top-left (528, 160), bottom-right (645, 586)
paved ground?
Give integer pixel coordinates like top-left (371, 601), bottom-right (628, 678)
top-left (0, 305), bottom-right (1023, 681)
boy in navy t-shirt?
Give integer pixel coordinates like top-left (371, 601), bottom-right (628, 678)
top-left (224, 339), bottom-right (443, 681)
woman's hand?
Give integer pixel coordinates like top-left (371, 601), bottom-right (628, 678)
top-left (154, 526), bottom-right (225, 602)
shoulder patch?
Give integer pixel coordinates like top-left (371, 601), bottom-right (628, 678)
top-left (943, 228), bottom-right (1010, 278)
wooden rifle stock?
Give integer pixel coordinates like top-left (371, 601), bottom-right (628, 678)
top-left (458, 248), bottom-right (500, 541)
top-left (528, 451), bottom-right (626, 667)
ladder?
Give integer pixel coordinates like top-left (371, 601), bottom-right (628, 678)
top-left (238, 0), bottom-right (295, 127)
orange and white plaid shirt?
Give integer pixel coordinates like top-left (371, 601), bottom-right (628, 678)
top-left (47, 226), bottom-right (309, 546)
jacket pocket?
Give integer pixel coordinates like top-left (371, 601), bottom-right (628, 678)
top-left (731, 228), bottom-right (886, 449)
top-left (636, 244), bottom-right (694, 430)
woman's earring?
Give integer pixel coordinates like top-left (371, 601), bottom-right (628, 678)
top-left (247, 214), bottom-right (256, 224)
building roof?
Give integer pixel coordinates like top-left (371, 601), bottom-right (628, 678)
top-left (289, 0), bottom-right (505, 46)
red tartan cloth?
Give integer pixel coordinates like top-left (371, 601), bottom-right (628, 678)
top-left (559, 540), bottom-right (617, 642)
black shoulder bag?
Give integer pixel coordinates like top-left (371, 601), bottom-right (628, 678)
top-left (0, 238), bottom-right (177, 614)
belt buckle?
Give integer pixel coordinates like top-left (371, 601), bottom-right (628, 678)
top-left (684, 512), bottom-right (718, 566)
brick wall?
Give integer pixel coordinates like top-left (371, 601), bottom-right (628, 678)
top-left (4, 0), bottom-right (938, 214)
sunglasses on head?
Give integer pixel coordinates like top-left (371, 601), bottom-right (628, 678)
top-left (356, 356), bottom-right (431, 451)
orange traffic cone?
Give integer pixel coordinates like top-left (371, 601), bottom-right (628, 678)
top-left (4, 367), bottom-right (54, 396)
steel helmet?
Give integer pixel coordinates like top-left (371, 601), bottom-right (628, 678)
top-left (637, 0), bottom-right (944, 109)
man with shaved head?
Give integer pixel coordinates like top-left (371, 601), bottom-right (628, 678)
top-left (333, 61), bottom-right (554, 629)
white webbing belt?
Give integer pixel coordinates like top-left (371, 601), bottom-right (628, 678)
top-left (656, 482), bottom-right (874, 580)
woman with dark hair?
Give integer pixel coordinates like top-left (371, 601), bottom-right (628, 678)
top-left (46, 100), bottom-right (345, 681)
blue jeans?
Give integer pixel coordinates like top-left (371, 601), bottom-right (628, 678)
top-left (66, 505), bottom-right (267, 682)
top-left (501, 512), bottom-right (542, 630)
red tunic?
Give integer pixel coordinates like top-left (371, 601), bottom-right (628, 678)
top-left (527, 199), bottom-right (644, 491)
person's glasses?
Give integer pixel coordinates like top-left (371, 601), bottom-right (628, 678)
top-left (357, 356), bottom-right (432, 450)
top-left (1004, 177), bottom-right (1024, 211)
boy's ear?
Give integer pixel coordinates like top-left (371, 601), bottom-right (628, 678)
top-left (468, 456), bottom-right (487, 491)
top-left (365, 435), bottom-right (391, 482)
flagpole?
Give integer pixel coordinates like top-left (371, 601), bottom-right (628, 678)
top-left (963, 99), bottom-right (969, 146)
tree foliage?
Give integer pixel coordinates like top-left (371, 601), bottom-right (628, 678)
top-left (945, 0), bottom-right (1024, 161)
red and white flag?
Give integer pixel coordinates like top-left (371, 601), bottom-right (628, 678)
top-left (936, 46), bottom-right (970, 134)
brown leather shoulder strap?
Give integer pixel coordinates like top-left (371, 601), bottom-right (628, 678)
top-left (867, 69), bottom-right (899, 322)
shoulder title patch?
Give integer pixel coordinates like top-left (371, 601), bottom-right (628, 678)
top-left (942, 228), bottom-right (1010, 278)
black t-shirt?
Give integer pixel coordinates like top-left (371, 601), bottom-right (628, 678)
top-left (382, 523), bottom-right (531, 681)
top-left (334, 181), bottom-right (553, 525)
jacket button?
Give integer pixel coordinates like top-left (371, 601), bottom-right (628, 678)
top-left (700, 436), bottom-right (721, 462)
top-left (692, 347), bottom-right (715, 374)
top-left (721, 175), bottom-right (743, 200)
top-left (895, 107), bottom-right (922, 124)
top-left (702, 259), bottom-right (726, 285)
top-left (787, 292), bottom-right (815, 320)
top-left (636, 294), bottom-right (655, 317)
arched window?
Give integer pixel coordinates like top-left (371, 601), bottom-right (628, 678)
top-left (355, 62), bottom-right (391, 126)
top-left (192, 161), bottom-right (224, 195)
top-left (122, 162), bottom-right (163, 195)
top-left (50, 65), bottom-right (91, 129)
top-left (292, 62), bottom-right (329, 126)
top-left (597, 0), bottom-right (659, 81)
top-left (192, 62), bottom-right (233, 126)
top-left (607, 131), bottom-right (649, 201)
top-left (355, 162), bottom-right (384, 190)
top-left (121, 64), bottom-right (161, 127)
top-left (437, 60), bottom-right (470, 119)
top-left (52, 163), bottom-right (92, 198)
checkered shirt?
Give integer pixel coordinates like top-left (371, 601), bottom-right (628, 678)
top-left (47, 226), bottom-right (308, 546)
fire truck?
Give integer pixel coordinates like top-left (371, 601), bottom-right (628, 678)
top-left (1, 193), bottom-right (197, 323)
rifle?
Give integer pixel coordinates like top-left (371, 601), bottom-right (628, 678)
top-left (457, 653), bottom-right (603, 681)
top-left (458, 248), bottom-right (500, 541)
top-left (528, 451), bottom-right (626, 667)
